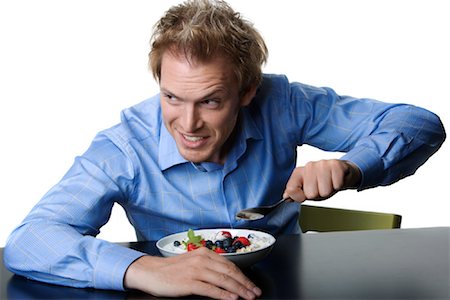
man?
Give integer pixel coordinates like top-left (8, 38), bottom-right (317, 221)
top-left (4, 0), bottom-right (445, 299)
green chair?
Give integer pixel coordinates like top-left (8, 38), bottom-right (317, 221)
top-left (299, 204), bottom-right (402, 233)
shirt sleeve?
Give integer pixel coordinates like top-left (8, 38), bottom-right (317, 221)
top-left (288, 81), bottom-right (446, 190)
top-left (3, 133), bottom-right (145, 290)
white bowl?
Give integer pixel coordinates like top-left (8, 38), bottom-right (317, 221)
top-left (156, 228), bottom-right (276, 268)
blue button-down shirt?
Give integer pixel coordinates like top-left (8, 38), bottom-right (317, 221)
top-left (4, 74), bottom-right (445, 291)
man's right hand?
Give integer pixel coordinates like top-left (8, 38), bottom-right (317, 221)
top-left (123, 247), bottom-right (262, 300)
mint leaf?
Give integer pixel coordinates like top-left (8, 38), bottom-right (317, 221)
top-left (186, 229), bottom-right (203, 246)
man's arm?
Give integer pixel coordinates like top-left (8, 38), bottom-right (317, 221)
top-left (4, 134), bottom-right (261, 299)
top-left (284, 82), bottom-right (445, 201)
top-left (339, 104), bottom-right (445, 189)
top-left (4, 149), bottom-right (144, 290)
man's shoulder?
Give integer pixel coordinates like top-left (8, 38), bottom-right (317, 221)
top-left (261, 73), bottom-right (289, 88)
top-left (260, 74), bottom-right (332, 104)
top-left (251, 74), bottom-right (291, 109)
top-left (99, 94), bottom-right (162, 144)
top-left (122, 94), bottom-right (162, 135)
top-left (125, 94), bottom-right (161, 119)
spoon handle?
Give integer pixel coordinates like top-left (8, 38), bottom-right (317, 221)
top-left (273, 197), bottom-right (288, 208)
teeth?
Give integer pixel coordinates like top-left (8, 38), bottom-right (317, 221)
top-left (183, 135), bottom-right (204, 142)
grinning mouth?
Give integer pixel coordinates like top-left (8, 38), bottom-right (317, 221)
top-left (183, 134), bottom-right (205, 142)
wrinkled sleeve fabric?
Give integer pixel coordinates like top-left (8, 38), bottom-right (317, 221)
top-left (3, 132), bottom-right (145, 290)
top-left (288, 81), bottom-right (446, 190)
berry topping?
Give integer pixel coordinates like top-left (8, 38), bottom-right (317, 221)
top-left (214, 247), bottom-right (226, 253)
top-left (187, 243), bottom-right (199, 251)
top-left (178, 229), bottom-right (259, 254)
top-left (233, 236), bottom-right (251, 247)
top-left (220, 231), bottom-right (232, 239)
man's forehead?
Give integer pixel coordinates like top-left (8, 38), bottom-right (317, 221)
top-left (161, 49), bottom-right (232, 71)
top-left (160, 52), bottom-right (236, 90)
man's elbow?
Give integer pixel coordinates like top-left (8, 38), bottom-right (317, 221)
top-left (412, 106), bottom-right (446, 149)
top-left (426, 109), bottom-right (446, 149)
top-left (3, 224), bottom-right (32, 275)
top-left (3, 237), bottom-right (21, 274)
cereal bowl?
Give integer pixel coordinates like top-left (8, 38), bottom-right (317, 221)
top-left (156, 228), bottom-right (276, 268)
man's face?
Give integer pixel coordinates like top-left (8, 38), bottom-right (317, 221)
top-left (159, 51), bottom-right (255, 164)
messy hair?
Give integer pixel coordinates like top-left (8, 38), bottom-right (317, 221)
top-left (149, 0), bottom-right (268, 93)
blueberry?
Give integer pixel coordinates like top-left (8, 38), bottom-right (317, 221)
top-left (226, 246), bottom-right (236, 253)
top-left (205, 240), bottom-right (214, 249)
top-left (215, 240), bottom-right (223, 248)
top-left (223, 238), bottom-right (232, 248)
top-left (233, 241), bottom-right (244, 249)
top-left (173, 240), bottom-right (181, 247)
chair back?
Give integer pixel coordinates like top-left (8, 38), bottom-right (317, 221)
top-left (299, 205), bottom-right (402, 233)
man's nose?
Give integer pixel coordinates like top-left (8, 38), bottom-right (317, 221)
top-left (181, 105), bottom-right (202, 132)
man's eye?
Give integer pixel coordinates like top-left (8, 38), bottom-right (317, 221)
top-left (163, 94), bottom-right (178, 103)
top-left (202, 99), bottom-right (220, 107)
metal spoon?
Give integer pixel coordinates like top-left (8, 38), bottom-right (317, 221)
top-left (235, 198), bottom-right (291, 221)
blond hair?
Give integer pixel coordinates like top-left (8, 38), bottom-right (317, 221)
top-left (149, 0), bottom-right (268, 93)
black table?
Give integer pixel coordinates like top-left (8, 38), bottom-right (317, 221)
top-left (1, 227), bottom-right (449, 299)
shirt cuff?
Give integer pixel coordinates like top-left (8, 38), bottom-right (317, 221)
top-left (340, 146), bottom-right (384, 190)
top-left (93, 243), bottom-right (145, 291)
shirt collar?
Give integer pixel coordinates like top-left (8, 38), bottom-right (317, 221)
top-left (158, 122), bottom-right (188, 171)
top-left (158, 106), bottom-right (263, 171)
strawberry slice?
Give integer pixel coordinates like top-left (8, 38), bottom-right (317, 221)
top-left (220, 231), bottom-right (232, 239)
top-left (187, 243), bottom-right (199, 251)
top-left (214, 247), bottom-right (226, 254)
top-left (233, 236), bottom-right (251, 247)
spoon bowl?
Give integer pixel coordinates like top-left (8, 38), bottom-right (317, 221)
top-left (236, 198), bottom-right (290, 221)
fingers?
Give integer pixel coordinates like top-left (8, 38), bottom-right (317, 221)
top-left (192, 260), bottom-right (261, 299)
top-left (158, 248), bottom-right (261, 300)
top-left (186, 248), bottom-right (261, 299)
top-left (302, 161), bottom-right (336, 199)
top-left (284, 159), bottom-right (356, 201)
top-left (283, 168), bottom-right (307, 202)
top-left (190, 280), bottom-right (241, 300)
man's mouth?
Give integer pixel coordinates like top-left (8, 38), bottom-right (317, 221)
top-left (183, 134), bottom-right (205, 142)
top-left (179, 132), bottom-right (209, 149)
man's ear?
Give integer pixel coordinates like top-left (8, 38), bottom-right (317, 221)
top-left (240, 85), bottom-right (257, 107)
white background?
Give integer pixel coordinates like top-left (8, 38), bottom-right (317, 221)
top-left (1, 0), bottom-right (449, 246)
